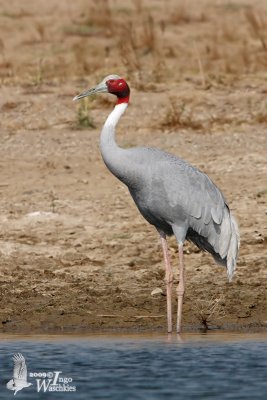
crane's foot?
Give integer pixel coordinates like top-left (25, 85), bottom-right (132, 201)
top-left (159, 233), bottom-right (173, 334)
top-left (166, 274), bottom-right (173, 333)
top-left (176, 243), bottom-right (185, 333)
top-left (177, 281), bottom-right (184, 333)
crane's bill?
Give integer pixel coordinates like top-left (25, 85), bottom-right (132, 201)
top-left (73, 82), bottom-right (107, 101)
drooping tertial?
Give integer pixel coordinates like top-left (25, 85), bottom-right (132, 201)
top-left (73, 75), bottom-right (240, 333)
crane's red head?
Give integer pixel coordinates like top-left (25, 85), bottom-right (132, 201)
top-left (73, 75), bottom-right (130, 105)
top-left (106, 77), bottom-right (130, 104)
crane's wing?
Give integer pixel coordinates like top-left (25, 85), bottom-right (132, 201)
top-left (126, 146), bottom-right (227, 226)
top-left (157, 153), bottom-right (239, 277)
top-left (164, 160), bottom-right (226, 224)
top-left (135, 149), bottom-right (226, 222)
top-left (12, 353), bottom-right (27, 382)
top-left (124, 147), bottom-right (239, 279)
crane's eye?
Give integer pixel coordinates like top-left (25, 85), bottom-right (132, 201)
top-left (118, 82), bottom-right (123, 86)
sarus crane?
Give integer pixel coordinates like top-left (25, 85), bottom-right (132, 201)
top-left (74, 75), bottom-right (240, 333)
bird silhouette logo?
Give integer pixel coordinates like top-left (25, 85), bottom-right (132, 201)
top-left (6, 353), bottom-right (32, 395)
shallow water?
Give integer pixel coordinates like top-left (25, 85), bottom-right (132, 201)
top-left (1, 332), bottom-right (267, 399)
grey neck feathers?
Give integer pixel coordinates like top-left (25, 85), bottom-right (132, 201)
top-left (100, 103), bottom-right (130, 183)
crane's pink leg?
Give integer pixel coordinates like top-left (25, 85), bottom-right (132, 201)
top-left (160, 234), bottom-right (173, 333)
top-left (177, 243), bottom-right (185, 333)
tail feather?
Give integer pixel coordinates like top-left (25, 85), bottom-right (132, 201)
top-left (226, 214), bottom-right (240, 281)
top-left (216, 209), bottom-right (240, 281)
top-left (187, 209), bottom-right (240, 281)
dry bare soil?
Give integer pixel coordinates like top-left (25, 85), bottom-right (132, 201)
top-left (0, 0), bottom-right (266, 333)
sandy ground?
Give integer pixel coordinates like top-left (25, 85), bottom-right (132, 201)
top-left (0, 0), bottom-right (266, 333)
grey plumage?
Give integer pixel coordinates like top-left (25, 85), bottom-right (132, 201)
top-left (100, 110), bottom-right (240, 281)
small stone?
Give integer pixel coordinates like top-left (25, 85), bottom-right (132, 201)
top-left (151, 288), bottom-right (163, 296)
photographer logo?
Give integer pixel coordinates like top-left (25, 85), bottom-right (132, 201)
top-left (6, 353), bottom-right (76, 394)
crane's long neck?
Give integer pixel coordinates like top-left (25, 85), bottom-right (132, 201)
top-left (100, 102), bottom-right (130, 183)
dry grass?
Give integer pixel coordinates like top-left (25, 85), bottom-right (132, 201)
top-left (160, 91), bottom-right (267, 133)
top-left (75, 97), bottom-right (96, 130)
top-left (49, 191), bottom-right (58, 214)
top-left (132, 0), bottom-right (143, 14)
top-left (118, 12), bottom-right (166, 87)
top-left (79, 0), bottom-right (113, 37)
top-left (73, 41), bottom-right (88, 75)
top-left (0, 37), bottom-right (13, 80)
top-left (193, 41), bottom-right (207, 88)
top-left (245, 8), bottom-right (267, 51)
top-left (30, 59), bottom-right (44, 86)
top-left (160, 97), bottom-right (205, 131)
top-left (192, 295), bottom-right (226, 330)
top-left (141, 14), bottom-right (157, 53)
top-left (119, 21), bottom-right (143, 84)
top-left (246, 97), bottom-right (267, 124)
top-left (2, 1), bottom-right (267, 102)
top-left (3, 1), bottom-right (267, 86)
top-left (168, 1), bottom-right (207, 25)
top-left (35, 22), bottom-right (46, 42)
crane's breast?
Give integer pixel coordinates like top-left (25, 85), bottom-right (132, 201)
top-left (129, 187), bottom-right (174, 235)
top-left (128, 175), bottom-right (188, 236)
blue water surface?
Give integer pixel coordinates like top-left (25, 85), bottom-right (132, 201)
top-left (1, 333), bottom-right (267, 400)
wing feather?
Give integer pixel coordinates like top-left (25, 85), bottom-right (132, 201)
top-left (128, 147), bottom-right (228, 234)
top-left (160, 157), bottom-right (226, 227)
top-left (13, 353), bottom-right (27, 382)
